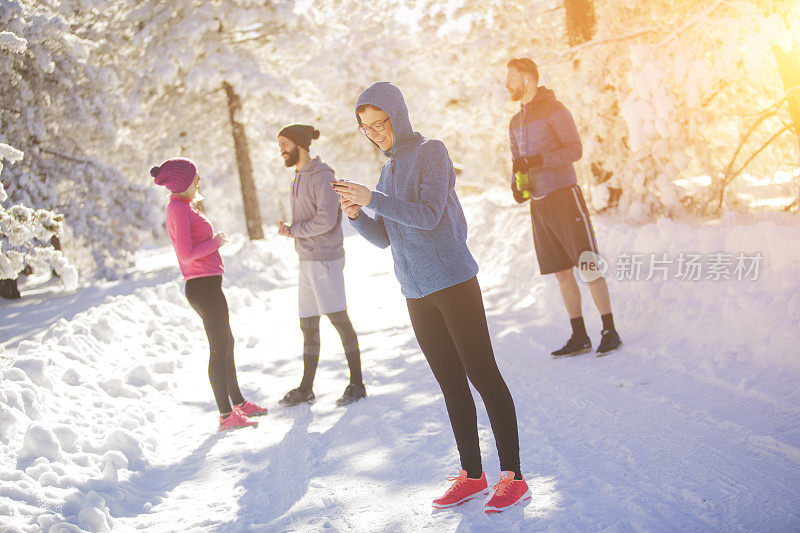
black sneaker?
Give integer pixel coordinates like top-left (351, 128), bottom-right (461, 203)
top-left (335, 383), bottom-right (366, 406)
top-left (278, 387), bottom-right (315, 407)
top-left (551, 335), bottom-right (592, 357)
top-left (596, 329), bottom-right (622, 356)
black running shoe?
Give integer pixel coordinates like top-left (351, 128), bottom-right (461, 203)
top-left (335, 383), bottom-right (366, 406)
top-left (596, 329), bottom-right (622, 356)
top-left (551, 335), bottom-right (592, 357)
top-left (278, 387), bottom-right (315, 407)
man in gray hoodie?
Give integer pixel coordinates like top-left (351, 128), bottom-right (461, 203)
top-left (276, 124), bottom-right (365, 407)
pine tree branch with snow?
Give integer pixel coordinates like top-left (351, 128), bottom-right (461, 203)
top-left (0, 142), bottom-right (77, 289)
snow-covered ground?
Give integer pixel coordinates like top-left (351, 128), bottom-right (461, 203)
top-left (1, 191), bottom-right (799, 532)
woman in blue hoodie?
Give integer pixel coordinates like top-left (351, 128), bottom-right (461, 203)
top-left (333, 82), bottom-right (529, 513)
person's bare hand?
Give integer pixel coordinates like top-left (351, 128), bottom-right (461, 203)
top-left (332, 179), bottom-right (372, 207)
top-left (278, 221), bottom-right (292, 237)
top-left (338, 197), bottom-right (361, 220)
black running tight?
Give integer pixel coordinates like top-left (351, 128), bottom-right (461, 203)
top-left (299, 310), bottom-right (362, 391)
top-left (184, 275), bottom-right (245, 415)
top-left (406, 276), bottom-right (521, 478)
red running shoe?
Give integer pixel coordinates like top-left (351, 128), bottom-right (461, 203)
top-left (218, 409), bottom-right (257, 432)
top-left (432, 470), bottom-right (489, 509)
top-left (484, 471), bottom-right (531, 513)
top-left (235, 400), bottom-right (268, 417)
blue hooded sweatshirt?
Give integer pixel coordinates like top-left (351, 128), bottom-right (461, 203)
top-left (350, 82), bottom-right (479, 299)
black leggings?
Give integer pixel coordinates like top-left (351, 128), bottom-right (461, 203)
top-left (406, 276), bottom-right (520, 477)
top-left (299, 310), bottom-right (362, 391)
top-left (184, 275), bottom-right (245, 415)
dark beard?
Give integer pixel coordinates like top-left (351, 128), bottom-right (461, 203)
top-left (509, 87), bottom-right (524, 102)
top-left (283, 147), bottom-right (300, 167)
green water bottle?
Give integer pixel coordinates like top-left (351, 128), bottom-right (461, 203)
top-left (515, 171), bottom-right (531, 199)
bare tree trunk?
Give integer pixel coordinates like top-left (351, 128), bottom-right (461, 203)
top-left (0, 279), bottom-right (20, 299)
top-left (772, 45), bottom-right (800, 150)
top-left (50, 235), bottom-right (61, 278)
top-left (772, 45), bottom-right (800, 211)
top-left (773, 0), bottom-right (800, 210)
top-left (223, 81), bottom-right (264, 240)
top-left (564, 0), bottom-right (596, 46)
top-left (564, 0), bottom-right (615, 211)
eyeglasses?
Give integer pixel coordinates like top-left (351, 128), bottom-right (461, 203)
top-left (358, 116), bottom-right (390, 135)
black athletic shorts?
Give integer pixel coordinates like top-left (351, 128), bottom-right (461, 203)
top-left (529, 184), bottom-right (600, 275)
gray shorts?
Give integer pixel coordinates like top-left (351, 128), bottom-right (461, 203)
top-left (298, 257), bottom-right (347, 318)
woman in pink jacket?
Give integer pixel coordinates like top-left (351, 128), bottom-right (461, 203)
top-left (151, 157), bottom-right (267, 432)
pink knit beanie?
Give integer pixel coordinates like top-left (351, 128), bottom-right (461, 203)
top-left (150, 158), bottom-right (197, 194)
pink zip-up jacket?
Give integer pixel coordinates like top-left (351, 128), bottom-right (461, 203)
top-left (166, 196), bottom-right (224, 280)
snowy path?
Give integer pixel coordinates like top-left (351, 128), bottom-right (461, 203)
top-left (2, 193), bottom-right (799, 532)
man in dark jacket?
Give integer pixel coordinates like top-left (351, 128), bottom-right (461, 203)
top-left (506, 58), bottom-right (622, 357)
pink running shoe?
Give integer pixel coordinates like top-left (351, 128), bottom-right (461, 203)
top-left (218, 409), bottom-right (257, 432)
top-left (432, 471), bottom-right (489, 509)
top-left (484, 471), bottom-right (531, 513)
top-left (235, 400), bottom-right (268, 417)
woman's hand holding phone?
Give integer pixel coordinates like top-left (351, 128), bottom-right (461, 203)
top-left (331, 179), bottom-right (372, 207)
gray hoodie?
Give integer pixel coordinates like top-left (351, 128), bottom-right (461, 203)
top-left (350, 82), bottom-right (479, 298)
top-left (289, 156), bottom-right (344, 261)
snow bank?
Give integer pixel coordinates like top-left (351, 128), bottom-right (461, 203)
top-left (0, 233), bottom-right (296, 531)
top-left (19, 424), bottom-right (62, 465)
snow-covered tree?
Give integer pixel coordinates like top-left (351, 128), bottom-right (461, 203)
top-left (555, 0), bottom-right (799, 217)
top-left (1, 142), bottom-right (76, 292)
top-left (445, 0), bottom-right (800, 217)
top-left (86, 0), bottom-right (307, 236)
top-left (0, 1), bottom-right (159, 280)
top-left (7, 0), bottom-right (798, 250)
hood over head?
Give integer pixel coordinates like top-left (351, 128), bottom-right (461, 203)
top-left (355, 82), bottom-right (421, 156)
